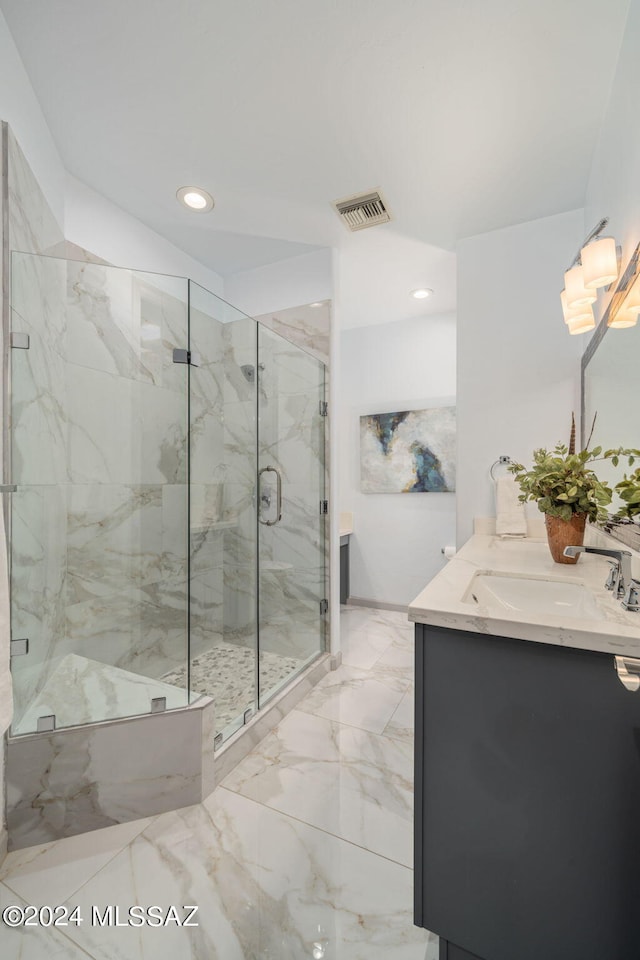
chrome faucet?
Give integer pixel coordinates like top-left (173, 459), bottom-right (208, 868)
top-left (563, 545), bottom-right (634, 605)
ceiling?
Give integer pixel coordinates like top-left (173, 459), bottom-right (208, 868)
top-left (0, 0), bottom-right (631, 313)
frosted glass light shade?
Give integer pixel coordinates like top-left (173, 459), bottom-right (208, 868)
top-left (564, 264), bottom-right (597, 308)
top-left (608, 305), bottom-right (639, 329)
top-left (560, 290), bottom-right (593, 324)
top-left (567, 311), bottom-right (596, 335)
top-left (622, 273), bottom-right (640, 313)
top-left (581, 237), bottom-right (618, 289)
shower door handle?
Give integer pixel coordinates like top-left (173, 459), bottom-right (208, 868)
top-left (258, 466), bottom-right (282, 525)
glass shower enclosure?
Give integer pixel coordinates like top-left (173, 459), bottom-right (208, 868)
top-left (8, 253), bottom-right (327, 745)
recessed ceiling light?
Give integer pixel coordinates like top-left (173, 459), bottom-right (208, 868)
top-left (176, 186), bottom-right (215, 212)
top-left (411, 288), bottom-right (433, 300)
top-left (309, 301), bottom-right (325, 308)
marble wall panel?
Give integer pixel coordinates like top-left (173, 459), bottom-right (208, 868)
top-left (10, 256), bottom-right (69, 486)
top-left (190, 396), bottom-right (225, 486)
top-left (189, 305), bottom-right (225, 410)
top-left (7, 130), bottom-right (64, 256)
top-left (223, 561), bottom-right (257, 640)
top-left (161, 484), bottom-right (188, 581)
top-left (64, 262), bottom-right (189, 386)
top-left (255, 301), bottom-right (330, 365)
top-left (10, 486), bottom-right (67, 729)
top-left (65, 365), bottom-right (188, 486)
top-left (66, 484), bottom-right (163, 602)
top-left (222, 318), bottom-right (257, 406)
top-left (6, 698), bottom-right (215, 849)
top-left (62, 585), bottom-right (186, 679)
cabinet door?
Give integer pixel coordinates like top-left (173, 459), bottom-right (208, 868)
top-left (414, 624), bottom-right (640, 960)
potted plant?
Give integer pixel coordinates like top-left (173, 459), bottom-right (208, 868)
top-left (508, 417), bottom-right (639, 563)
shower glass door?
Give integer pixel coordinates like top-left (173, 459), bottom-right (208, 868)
top-left (257, 325), bottom-right (327, 706)
top-left (187, 281), bottom-right (258, 743)
top-left (9, 253), bottom-right (191, 735)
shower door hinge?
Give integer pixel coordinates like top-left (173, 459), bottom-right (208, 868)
top-left (214, 732), bottom-right (224, 749)
top-left (320, 500), bottom-right (329, 515)
top-left (151, 696), bottom-right (167, 713)
top-left (10, 332), bottom-right (30, 349)
top-left (320, 598), bottom-right (329, 615)
top-left (37, 715), bottom-right (56, 733)
top-left (172, 348), bottom-right (201, 367)
top-left (319, 401), bottom-right (328, 417)
top-left (243, 708), bottom-right (254, 724)
top-left (10, 638), bottom-right (29, 657)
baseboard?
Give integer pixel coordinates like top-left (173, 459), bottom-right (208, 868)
top-left (346, 596), bottom-right (409, 614)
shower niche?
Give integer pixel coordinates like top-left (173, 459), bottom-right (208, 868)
top-left (5, 253), bottom-right (329, 848)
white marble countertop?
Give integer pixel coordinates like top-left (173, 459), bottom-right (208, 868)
top-left (409, 534), bottom-right (640, 658)
top-left (339, 511), bottom-right (354, 538)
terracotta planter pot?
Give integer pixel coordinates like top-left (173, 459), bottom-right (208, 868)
top-left (545, 513), bottom-right (587, 564)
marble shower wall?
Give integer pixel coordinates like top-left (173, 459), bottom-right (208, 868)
top-left (10, 257), bottom-right (196, 730)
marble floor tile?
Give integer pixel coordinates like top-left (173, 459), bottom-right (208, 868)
top-left (222, 708), bottom-right (414, 865)
top-left (0, 883), bottom-right (93, 960)
top-left (341, 605), bottom-right (411, 636)
top-left (383, 686), bottom-right (415, 745)
top-left (60, 790), bottom-right (430, 960)
top-left (0, 818), bottom-right (152, 904)
top-left (296, 663), bottom-right (410, 734)
top-left (0, 606), bottom-right (438, 959)
top-left (372, 638), bottom-right (415, 678)
top-left (339, 625), bottom-right (394, 670)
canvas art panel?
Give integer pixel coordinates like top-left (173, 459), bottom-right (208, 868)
top-left (360, 406), bottom-right (456, 493)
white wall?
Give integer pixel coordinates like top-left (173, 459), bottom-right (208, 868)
top-left (585, 0), bottom-right (639, 301)
top-left (224, 249), bottom-right (332, 317)
top-left (0, 10), bottom-right (65, 224)
top-left (456, 208), bottom-right (585, 546)
top-left (339, 313), bottom-right (456, 607)
top-left (65, 175), bottom-right (225, 295)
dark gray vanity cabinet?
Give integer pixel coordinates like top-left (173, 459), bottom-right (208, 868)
top-left (414, 623), bottom-right (640, 960)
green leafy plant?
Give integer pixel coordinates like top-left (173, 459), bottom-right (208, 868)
top-left (508, 444), bottom-right (614, 523)
top-left (509, 415), bottom-right (640, 524)
top-left (615, 468), bottom-right (640, 520)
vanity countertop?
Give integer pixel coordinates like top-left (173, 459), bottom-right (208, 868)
top-left (409, 534), bottom-right (640, 658)
top-left (339, 511), bottom-right (354, 538)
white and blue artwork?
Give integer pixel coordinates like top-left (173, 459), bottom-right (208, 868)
top-left (360, 406), bottom-right (456, 493)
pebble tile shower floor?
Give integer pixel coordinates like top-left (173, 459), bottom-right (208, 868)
top-left (161, 641), bottom-right (302, 734)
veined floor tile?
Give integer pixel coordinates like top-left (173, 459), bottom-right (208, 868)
top-left (372, 637), bottom-right (415, 676)
top-left (0, 818), bottom-right (152, 905)
top-left (59, 790), bottom-right (431, 960)
top-left (222, 709), bottom-right (414, 865)
top-left (383, 687), bottom-right (415, 744)
top-left (339, 626), bottom-right (394, 670)
top-left (0, 883), bottom-right (94, 960)
top-left (341, 607), bottom-right (412, 646)
top-left (296, 664), bottom-right (409, 734)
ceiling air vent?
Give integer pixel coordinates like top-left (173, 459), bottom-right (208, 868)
top-left (332, 189), bottom-right (392, 232)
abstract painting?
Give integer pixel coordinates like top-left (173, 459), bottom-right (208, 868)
top-left (360, 406), bottom-right (456, 493)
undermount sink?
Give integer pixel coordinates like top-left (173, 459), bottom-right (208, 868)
top-left (463, 572), bottom-right (605, 621)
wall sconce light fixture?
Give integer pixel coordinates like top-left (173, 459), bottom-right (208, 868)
top-left (608, 263), bottom-right (640, 328)
top-left (561, 218), bottom-right (623, 334)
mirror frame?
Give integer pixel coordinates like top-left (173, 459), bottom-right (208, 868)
top-left (581, 257), bottom-right (640, 553)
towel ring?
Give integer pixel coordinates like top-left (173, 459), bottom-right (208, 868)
top-left (490, 456), bottom-right (512, 481)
